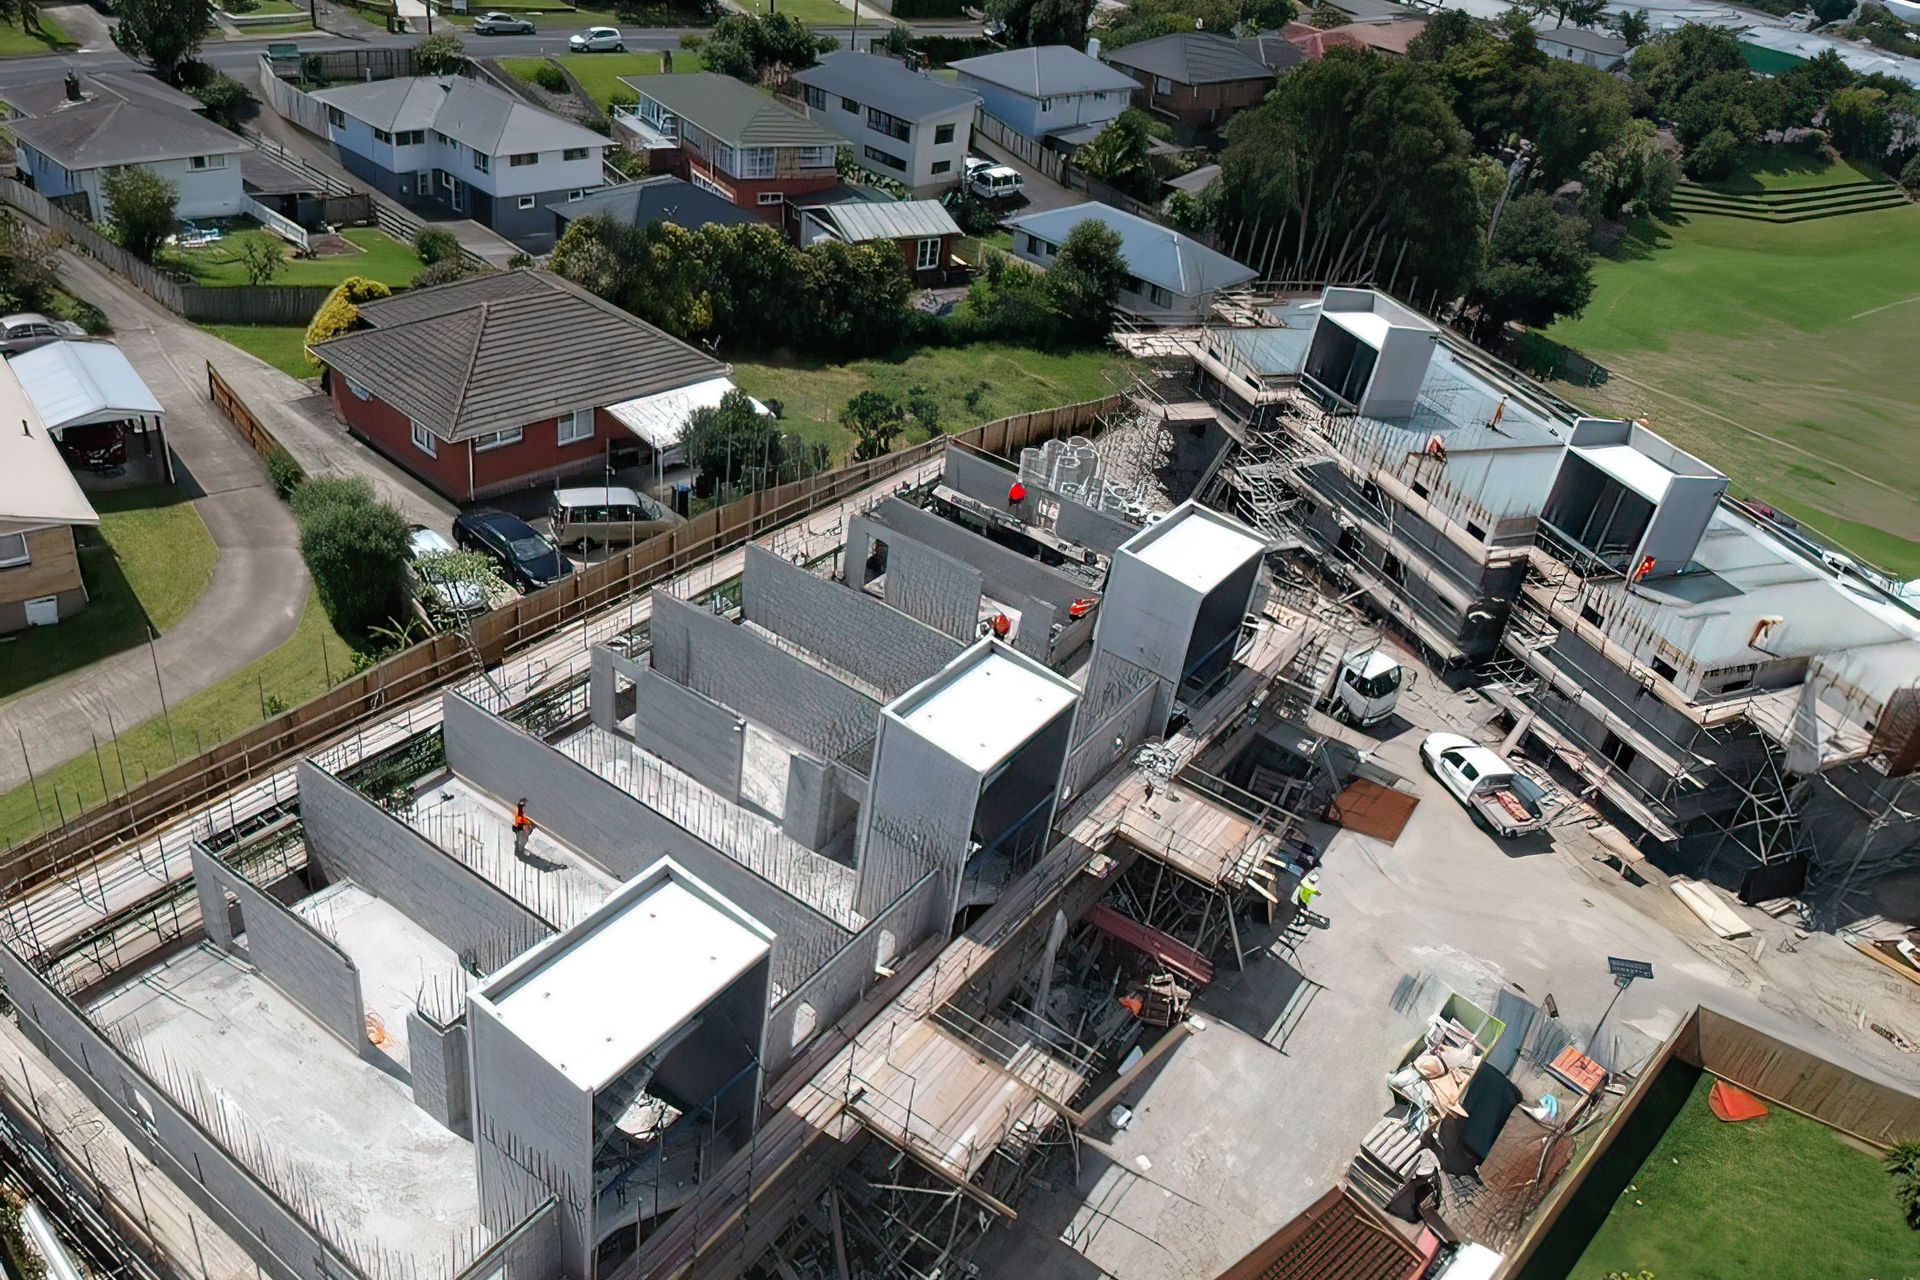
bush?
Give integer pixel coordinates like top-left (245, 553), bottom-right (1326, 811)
top-left (266, 446), bottom-right (304, 499)
top-left (305, 276), bottom-right (391, 350)
top-left (412, 32), bottom-right (465, 75)
top-left (102, 167), bottom-right (179, 262)
top-left (413, 226), bottom-right (462, 265)
top-left (414, 256), bottom-right (485, 288)
top-left (1886, 1139), bottom-right (1920, 1229)
top-left (1683, 127), bottom-right (1742, 180)
top-left (289, 474), bottom-right (375, 525)
top-left (531, 62), bottom-right (568, 93)
top-left (1902, 155), bottom-right (1920, 195)
top-left (679, 32), bottom-right (705, 48)
top-left (299, 497), bottom-right (410, 636)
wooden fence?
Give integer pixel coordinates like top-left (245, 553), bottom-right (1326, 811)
top-left (208, 363), bottom-right (296, 466)
top-left (974, 112), bottom-right (1068, 183)
top-left (0, 390), bottom-right (1126, 892)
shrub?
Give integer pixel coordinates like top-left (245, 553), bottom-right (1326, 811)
top-left (299, 497), bottom-right (410, 635)
top-left (1902, 155), bottom-right (1920, 195)
top-left (413, 256), bottom-right (485, 288)
top-left (1682, 128), bottom-right (1741, 180)
top-left (412, 32), bottom-right (465, 75)
top-left (102, 167), bottom-right (179, 262)
top-left (305, 276), bottom-right (391, 349)
top-left (413, 226), bottom-right (462, 265)
top-left (680, 33), bottom-right (705, 49)
top-left (1886, 1139), bottom-right (1920, 1228)
top-left (531, 62), bottom-right (568, 93)
top-left (289, 474), bottom-right (375, 525)
top-left (266, 446), bottom-right (304, 499)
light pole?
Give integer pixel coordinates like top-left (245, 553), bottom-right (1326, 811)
top-left (1591, 956), bottom-right (1653, 1066)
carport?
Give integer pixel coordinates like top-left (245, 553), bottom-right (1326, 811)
top-left (605, 375), bottom-right (771, 495)
top-left (9, 340), bottom-right (171, 486)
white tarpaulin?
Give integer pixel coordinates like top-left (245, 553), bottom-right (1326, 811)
top-left (606, 376), bottom-right (770, 453)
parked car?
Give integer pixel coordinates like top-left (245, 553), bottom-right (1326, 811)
top-left (968, 164), bottom-right (1024, 202)
top-left (473, 10), bottom-right (536, 32)
top-left (451, 509), bottom-right (569, 592)
top-left (549, 485), bottom-right (679, 549)
top-left (569, 25), bottom-right (625, 51)
top-left (1419, 732), bottom-right (1549, 838)
top-left (0, 312), bottom-right (83, 355)
top-left (53, 422), bottom-right (128, 472)
top-left (405, 525), bottom-right (490, 618)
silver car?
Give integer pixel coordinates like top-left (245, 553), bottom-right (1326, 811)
top-left (569, 25), bottom-right (624, 51)
top-left (406, 526), bottom-right (489, 618)
top-left (0, 312), bottom-right (83, 355)
top-left (473, 10), bottom-right (535, 32)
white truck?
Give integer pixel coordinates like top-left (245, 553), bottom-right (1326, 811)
top-left (1327, 650), bottom-right (1407, 727)
top-left (1420, 732), bottom-right (1548, 839)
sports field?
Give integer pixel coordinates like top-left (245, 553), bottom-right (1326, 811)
top-left (1542, 166), bottom-right (1920, 577)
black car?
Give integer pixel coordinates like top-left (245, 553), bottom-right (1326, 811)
top-left (452, 508), bottom-right (568, 592)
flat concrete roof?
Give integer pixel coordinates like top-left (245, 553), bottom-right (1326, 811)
top-left (1324, 307), bottom-right (1394, 349)
top-left (1573, 443), bottom-right (1674, 504)
top-left (894, 643), bottom-right (1077, 773)
top-left (1125, 503), bottom-right (1267, 594)
top-left (481, 869), bottom-right (770, 1090)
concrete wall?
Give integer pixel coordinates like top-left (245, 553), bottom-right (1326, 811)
top-left (190, 843), bottom-right (365, 1051)
top-left (782, 755), bottom-right (863, 853)
top-left (407, 1009), bottom-right (472, 1137)
top-left (0, 944), bottom-right (356, 1280)
top-left (453, 1197), bottom-right (563, 1280)
top-left (743, 545), bottom-right (964, 700)
top-left (1055, 497), bottom-right (1138, 557)
top-left (648, 590), bottom-right (880, 763)
top-left (847, 512), bottom-right (982, 641)
top-left (940, 444), bottom-right (1139, 557)
top-left (298, 761), bottom-right (553, 974)
top-left (630, 667), bottom-right (745, 801)
top-left (857, 712), bottom-right (981, 920)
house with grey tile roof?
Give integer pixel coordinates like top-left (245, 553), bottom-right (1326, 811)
top-left (613, 73), bottom-right (844, 221)
top-left (1005, 201), bottom-right (1256, 321)
top-left (311, 270), bottom-right (729, 502)
top-left (1099, 32), bottom-right (1280, 140)
top-left (792, 52), bottom-right (980, 196)
top-left (948, 45), bottom-right (1138, 142)
top-left (312, 76), bottom-right (609, 249)
top-left (9, 94), bottom-right (251, 219)
top-left (551, 174), bottom-right (763, 239)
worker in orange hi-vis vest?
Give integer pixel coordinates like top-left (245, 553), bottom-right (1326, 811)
top-left (1008, 481), bottom-right (1027, 508)
top-left (512, 798), bottom-right (536, 860)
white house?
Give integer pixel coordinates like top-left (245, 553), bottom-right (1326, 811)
top-left (1534, 25), bottom-right (1629, 68)
top-left (792, 52), bottom-right (980, 196)
top-left (947, 45), bottom-right (1138, 143)
top-left (1005, 201), bottom-right (1257, 322)
top-left (10, 97), bottom-right (250, 220)
top-left (311, 76), bottom-right (609, 249)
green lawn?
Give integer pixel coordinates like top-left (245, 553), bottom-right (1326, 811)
top-left (163, 227), bottom-right (424, 289)
top-left (1696, 147), bottom-right (1885, 195)
top-left (203, 324), bottom-right (315, 378)
top-left (230, 18), bottom-right (317, 33)
top-left (0, 13), bottom-right (68, 55)
top-left (0, 487), bottom-right (218, 703)
top-left (503, 50), bottom-right (707, 109)
top-left (234, 0), bottom-right (305, 15)
top-left (1540, 162), bottom-right (1920, 576)
top-left (739, 0), bottom-right (866, 24)
top-left (1571, 1073), bottom-right (1916, 1280)
top-left (0, 589), bottom-right (360, 848)
top-left (732, 344), bottom-right (1135, 461)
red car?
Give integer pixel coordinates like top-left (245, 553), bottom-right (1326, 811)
top-left (56, 422), bottom-right (127, 471)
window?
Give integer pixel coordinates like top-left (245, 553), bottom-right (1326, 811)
top-left (411, 421), bottom-right (437, 457)
top-left (568, 189), bottom-right (585, 201)
top-left (517, 195), bottom-right (536, 209)
top-left (1040, 97), bottom-right (1055, 111)
top-left (1360, 479), bottom-right (1384, 508)
top-left (434, 129), bottom-right (453, 145)
top-left (804, 85), bottom-right (827, 111)
top-left (731, 146), bottom-right (775, 178)
top-left (557, 410), bottom-right (594, 444)
top-left (327, 106), bottom-right (345, 128)
top-left (1600, 731), bottom-right (1638, 771)
top-left (189, 154), bottom-right (227, 170)
top-left (934, 123), bottom-right (955, 144)
top-left (867, 108), bottom-right (911, 142)
top-left (915, 237), bottom-right (940, 270)
top-left (1154, 76), bottom-right (1173, 95)
top-left (841, 95), bottom-right (860, 112)
top-left (1381, 551), bottom-right (1406, 584)
top-left (562, 146), bottom-right (588, 161)
top-left (1650, 655), bottom-right (1678, 681)
top-left (471, 148), bottom-right (490, 174)
top-left (509, 152), bottom-right (539, 167)
top-left (757, 191), bottom-right (785, 205)
top-left (864, 144), bottom-right (906, 172)
top-left (372, 127), bottom-right (393, 144)
top-left (474, 427), bottom-right (522, 452)
top-left (931, 159), bottom-right (952, 175)
top-left (0, 531), bottom-right (27, 568)
top-left (396, 130), bottom-right (425, 146)
top-left (1148, 284), bottom-right (1173, 308)
top-left (798, 145), bottom-right (837, 168)
top-left (345, 377), bottom-right (372, 401)
top-left (1465, 519), bottom-right (1487, 541)
top-left (439, 169), bottom-right (453, 190)
top-left (1411, 480), bottom-right (1430, 499)
top-left (1579, 602), bottom-right (1603, 627)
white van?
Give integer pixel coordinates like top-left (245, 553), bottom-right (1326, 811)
top-left (969, 164), bottom-right (1025, 202)
top-left (548, 486), bottom-right (678, 549)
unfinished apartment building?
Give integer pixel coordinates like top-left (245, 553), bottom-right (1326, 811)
top-left (1, 417), bottom-right (1336, 1280)
top-left (1170, 284), bottom-right (1920, 921)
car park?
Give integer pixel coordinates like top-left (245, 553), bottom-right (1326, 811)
top-left (451, 508), bottom-right (569, 592)
top-left (569, 25), bottom-right (624, 51)
top-left (473, 11), bottom-right (536, 32)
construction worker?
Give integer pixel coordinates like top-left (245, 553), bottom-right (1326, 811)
top-left (1007, 480), bottom-right (1027, 509)
top-left (512, 798), bottom-right (536, 860)
top-left (1292, 869), bottom-right (1324, 922)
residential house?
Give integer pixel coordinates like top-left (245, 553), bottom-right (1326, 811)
top-left (791, 52), bottom-right (981, 196)
top-left (1238, 29), bottom-right (1309, 75)
top-left (0, 357), bottom-right (98, 633)
top-left (1282, 17), bottom-right (1427, 59)
top-left (10, 97), bottom-right (250, 220)
top-left (1535, 25), bottom-right (1630, 68)
top-left (551, 174), bottom-right (763, 239)
top-left (310, 271), bottom-right (732, 502)
top-left (1099, 31), bottom-right (1279, 140)
top-left (311, 76), bottom-right (609, 248)
top-left (796, 199), bottom-right (964, 286)
top-left (0, 69), bottom-right (203, 122)
top-left (948, 45), bottom-right (1138, 144)
top-left (1005, 201), bottom-right (1256, 321)
top-left (615, 73), bottom-right (843, 221)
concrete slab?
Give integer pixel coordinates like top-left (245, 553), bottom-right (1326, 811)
top-left (89, 945), bottom-right (482, 1266)
top-left (292, 879), bottom-right (468, 1068)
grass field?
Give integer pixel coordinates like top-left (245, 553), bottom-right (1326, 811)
top-left (163, 228), bottom-right (424, 289)
top-left (0, 487), bottom-right (218, 703)
top-left (0, 589), bottom-right (359, 848)
top-left (1541, 164), bottom-right (1920, 576)
top-left (502, 50), bottom-right (706, 109)
top-left (0, 14), bottom-right (68, 55)
top-left (1571, 1073), bottom-right (1915, 1280)
top-left (738, 0), bottom-right (866, 24)
top-left (203, 324), bottom-right (315, 378)
top-left (1696, 148), bottom-right (1885, 194)
top-left (732, 344), bottom-right (1134, 461)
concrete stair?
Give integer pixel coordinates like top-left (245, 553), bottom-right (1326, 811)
top-left (1671, 178), bottom-right (1909, 224)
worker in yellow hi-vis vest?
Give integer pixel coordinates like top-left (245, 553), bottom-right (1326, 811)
top-left (1292, 869), bottom-right (1324, 924)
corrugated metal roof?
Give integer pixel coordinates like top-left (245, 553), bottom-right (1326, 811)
top-left (0, 358), bottom-right (96, 528)
top-left (9, 340), bottom-right (163, 432)
top-left (793, 52), bottom-right (981, 121)
top-left (312, 271), bottom-right (724, 441)
top-left (1005, 201), bottom-right (1256, 297)
top-left (1216, 1186), bottom-right (1424, 1280)
top-left (10, 98), bottom-right (248, 169)
top-left (814, 199), bottom-right (960, 243)
top-left (625, 73), bottom-right (842, 147)
top-left (949, 45), bottom-right (1140, 98)
top-left (1101, 32), bottom-right (1278, 86)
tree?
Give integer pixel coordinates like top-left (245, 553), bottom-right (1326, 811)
top-left (188, 72), bottom-right (250, 127)
top-left (1408, 8), bottom-right (1476, 61)
top-left (297, 492), bottom-right (410, 635)
top-left (842, 390), bottom-right (906, 461)
top-left (1826, 85), bottom-right (1893, 160)
top-left (879, 24), bottom-right (912, 55)
top-left (701, 221), bottom-right (801, 347)
top-left (1527, 59), bottom-right (1632, 185)
top-left (102, 167), bottom-right (178, 262)
top-left (1075, 110), bottom-right (1156, 197)
top-left (1681, 126), bottom-right (1740, 179)
top-left (703, 12), bottom-right (834, 81)
top-left (410, 548), bottom-right (509, 621)
top-left (1630, 23), bottom-right (1745, 119)
top-left (985, 0), bottom-right (1093, 47)
top-left (1615, 8), bottom-right (1649, 46)
top-left (683, 389), bottom-right (785, 495)
top-left (1045, 218), bottom-right (1127, 342)
top-left (1099, 0), bottom-right (1240, 48)
top-left (954, 254), bottom-right (1062, 347)
top-left (798, 239), bottom-right (909, 356)
top-left (111, 0), bottom-right (213, 82)
top-left (1469, 192), bottom-right (1593, 338)
top-left (1886, 1139), bottom-right (1920, 1229)
top-left (1579, 118), bottom-right (1677, 220)
top-left (1810, 0), bottom-right (1853, 23)
top-left (413, 33), bottom-right (466, 75)
top-left (413, 226), bottom-right (463, 265)
top-left (1550, 0), bottom-right (1605, 26)
top-left (237, 235), bottom-right (286, 285)
top-left (1902, 153), bottom-right (1920, 194)
top-left (305, 276), bottom-right (392, 349)
top-left (0, 209), bottom-right (57, 314)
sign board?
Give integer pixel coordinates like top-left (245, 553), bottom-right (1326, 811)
top-left (1606, 956), bottom-right (1654, 982)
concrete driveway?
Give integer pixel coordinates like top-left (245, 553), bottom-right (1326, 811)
top-left (970, 138), bottom-right (1088, 217)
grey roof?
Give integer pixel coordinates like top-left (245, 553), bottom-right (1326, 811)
top-left (623, 73), bottom-right (841, 147)
top-left (789, 184), bottom-right (894, 210)
top-left (1006, 201), bottom-right (1256, 297)
top-left (312, 271), bottom-right (724, 441)
top-left (1, 71), bottom-right (201, 119)
top-left (1165, 162), bottom-right (1221, 195)
top-left (1537, 25), bottom-right (1629, 55)
top-left (243, 151), bottom-right (325, 196)
top-left (554, 176), bottom-right (762, 230)
top-left (948, 45), bottom-right (1140, 98)
top-left (312, 76), bottom-right (606, 154)
top-left (1101, 32), bottom-right (1277, 86)
top-left (9, 98), bottom-right (249, 169)
top-left (1238, 30), bottom-right (1309, 73)
top-left (793, 52), bottom-right (981, 122)
top-left (811, 199), bottom-right (960, 243)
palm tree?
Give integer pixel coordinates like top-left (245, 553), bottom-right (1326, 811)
top-left (1554, 0), bottom-right (1607, 27)
top-left (1617, 8), bottom-right (1651, 45)
top-left (1074, 113), bottom-right (1155, 198)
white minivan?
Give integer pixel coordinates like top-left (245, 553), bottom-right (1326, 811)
top-left (969, 163), bottom-right (1025, 202)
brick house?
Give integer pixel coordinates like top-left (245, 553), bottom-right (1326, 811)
top-left (310, 271), bottom-right (729, 502)
top-left (1099, 32), bottom-right (1281, 141)
top-left (613, 73), bottom-right (843, 224)
top-left (795, 198), bottom-right (965, 287)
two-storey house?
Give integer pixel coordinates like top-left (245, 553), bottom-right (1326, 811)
top-left (947, 45), bottom-right (1138, 144)
top-left (1099, 32), bottom-right (1279, 141)
top-left (791, 52), bottom-right (980, 196)
top-left (615, 73), bottom-right (842, 221)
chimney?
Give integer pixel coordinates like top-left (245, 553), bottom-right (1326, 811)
top-left (1086, 35), bottom-right (1102, 59)
top-left (63, 70), bottom-right (82, 103)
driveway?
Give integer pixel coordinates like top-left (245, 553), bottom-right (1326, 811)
top-left (970, 137), bottom-right (1088, 216)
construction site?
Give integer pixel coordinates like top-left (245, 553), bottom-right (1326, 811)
top-left (2, 285), bottom-right (1919, 1280)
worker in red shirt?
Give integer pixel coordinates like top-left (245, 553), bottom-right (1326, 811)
top-left (512, 798), bottom-right (536, 860)
top-left (1008, 481), bottom-right (1027, 508)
